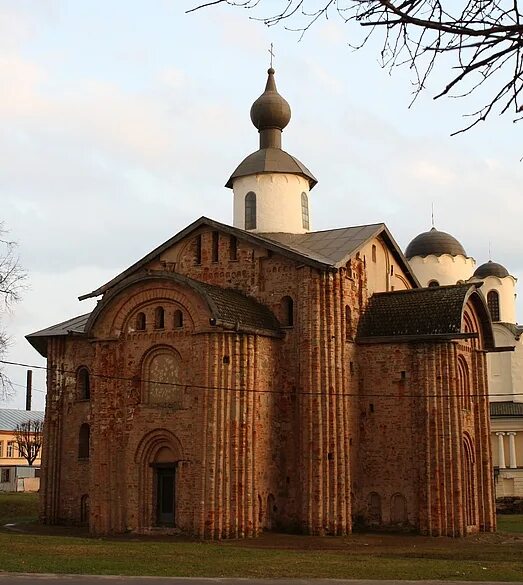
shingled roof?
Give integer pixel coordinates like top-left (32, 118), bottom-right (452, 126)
top-left (27, 272), bottom-right (282, 358)
top-left (79, 217), bottom-right (418, 301)
top-left (358, 283), bottom-right (495, 348)
top-left (490, 401), bottom-right (523, 417)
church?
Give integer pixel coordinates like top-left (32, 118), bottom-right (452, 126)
top-left (27, 68), bottom-right (497, 538)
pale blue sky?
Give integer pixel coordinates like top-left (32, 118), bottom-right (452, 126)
top-left (2, 0), bottom-right (522, 409)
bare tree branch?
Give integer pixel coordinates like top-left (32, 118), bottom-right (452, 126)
top-left (189, 1), bottom-right (523, 132)
top-left (14, 419), bottom-right (43, 466)
top-left (0, 223), bottom-right (28, 400)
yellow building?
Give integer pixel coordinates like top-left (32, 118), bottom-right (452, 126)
top-left (0, 409), bottom-right (44, 491)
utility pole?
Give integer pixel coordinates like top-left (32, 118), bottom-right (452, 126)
top-left (25, 369), bottom-right (32, 411)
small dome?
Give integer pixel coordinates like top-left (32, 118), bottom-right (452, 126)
top-left (474, 260), bottom-right (510, 279)
top-left (405, 227), bottom-right (467, 259)
top-left (250, 68), bottom-right (291, 131)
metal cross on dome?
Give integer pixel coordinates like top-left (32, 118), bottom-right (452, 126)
top-left (269, 43), bottom-right (275, 68)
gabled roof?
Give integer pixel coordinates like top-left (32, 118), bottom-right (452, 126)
top-left (490, 401), bottom-right (523, 417)
top-left (78, 217), bottom-right (418, 301)
top-left (0, 409), bottom-right (44, 431)
top-left (358, 283), bottom-right (495, 348)
top-left (260, 224), bottom-right (409, 269)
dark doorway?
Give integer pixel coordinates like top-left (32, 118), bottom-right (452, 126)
top-left (156, 465), bottom-right (176, 526)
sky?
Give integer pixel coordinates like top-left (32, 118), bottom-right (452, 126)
top-left (1, 0), bottom-right (522, 411)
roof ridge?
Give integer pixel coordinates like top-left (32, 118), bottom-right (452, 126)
top-left (259, 222), bottom-right (385, 236)
top-left (372, 283), bottom-right (473, 297)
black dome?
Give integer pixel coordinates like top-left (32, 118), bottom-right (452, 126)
top-left (474, 260), bottom-right (510, 279)
top-left (405, 228), bottom-right (467, 259)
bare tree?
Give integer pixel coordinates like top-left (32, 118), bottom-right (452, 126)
top-left (188, 1), bottom-right (523, 133)
top-left (14, 419), bottom-right (43, 466)
top-left (0, 223), bottom-right (27, 398)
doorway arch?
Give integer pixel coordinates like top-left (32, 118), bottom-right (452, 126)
top-left (134, 429), bottom-right (184, 529)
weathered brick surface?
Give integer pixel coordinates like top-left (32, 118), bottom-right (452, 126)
top-left (40, 228), bottom-right (495, 537)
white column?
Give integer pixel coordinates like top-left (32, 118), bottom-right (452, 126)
top-left (496, 432), bottom-right (506, 469)
top-left (507, 432), bottom-right (517, 469)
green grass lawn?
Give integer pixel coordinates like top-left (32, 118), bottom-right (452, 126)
top-left (0, 492), bottom-right (39, 525)
top-left (0, 493), bottom-right (522, 581)
top-left (498, 514), bottom-right (523, 534)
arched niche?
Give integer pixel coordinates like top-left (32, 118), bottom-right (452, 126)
top-left (141, 346), bottom-right (184, 408)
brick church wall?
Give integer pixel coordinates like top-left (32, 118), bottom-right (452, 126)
top-left (39, 227), bottom-right (495, 538)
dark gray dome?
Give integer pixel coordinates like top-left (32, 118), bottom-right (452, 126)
top-left (474, 260), bottom-right (509, 279)
top-left (250, 68), bottom-right (291, 131)
top-left (405, 228), bottom-right (467, 259)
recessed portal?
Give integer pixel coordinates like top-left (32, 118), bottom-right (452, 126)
top-left (156, 465), bottom-right (176, 526)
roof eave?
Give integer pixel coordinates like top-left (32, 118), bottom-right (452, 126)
top-left (357, 332), bottom-right (478, 345)
top-left (225, 169), bottom-right (317, 190)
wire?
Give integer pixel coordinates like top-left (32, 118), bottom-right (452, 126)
top-left (9, 380), bottom-right (46, 394)
top-left (1, 358), bottom-right (521, 400)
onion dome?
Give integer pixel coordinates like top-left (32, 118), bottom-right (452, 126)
top-left (405, 227), bottom-right (467, 259)
top-left (250, 68), bottom-right (291, 132)
top-left (474, 260), bottom-right (510, 279)
top-left (226, 68), bottom-right (317, 189)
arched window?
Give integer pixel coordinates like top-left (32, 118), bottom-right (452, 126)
top-left (78, 423), bottom-right (90, 459)
top-left (457, 355), bottom-right (472, 411)
top-left (245, 192), bottom-right (257, 230)
top-left (487, 290), bottom-right (500, 321)
top-left (136, 312), bottom-right (146, 331)
top-left (155, 306), bottom-right (165, 329)
top-left (77, 367), bottom-right (90, 400)
top-left (281, 296), bottom-right (294, 327)
top-left (301, 192), bottom-right (310, 230)
top-left (80, 494), bottom-right (89, 525)
top-left (173, 309), bottom-right (183, 328)
top-left (368, 492), bottom-right (382, 524)
top-left (462, 433), bottom-right (477, 527)
top-left (390, 493), bottom-right (407, 524)
top-left (345, 305), bottom-right (353, 341)
top-left (428, 280), bottom-right (439, 287)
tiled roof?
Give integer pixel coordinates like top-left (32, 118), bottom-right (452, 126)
top-left (0, 409), bottom-right (44, 431)
top-left (196, 280), bottom-right (280, 333)
top-left (358, 284), bottom-right (487, 343)
top-left (490, 401), bottom-right (523, 417)
top-left (27, 273), bottom-right (282, 357)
